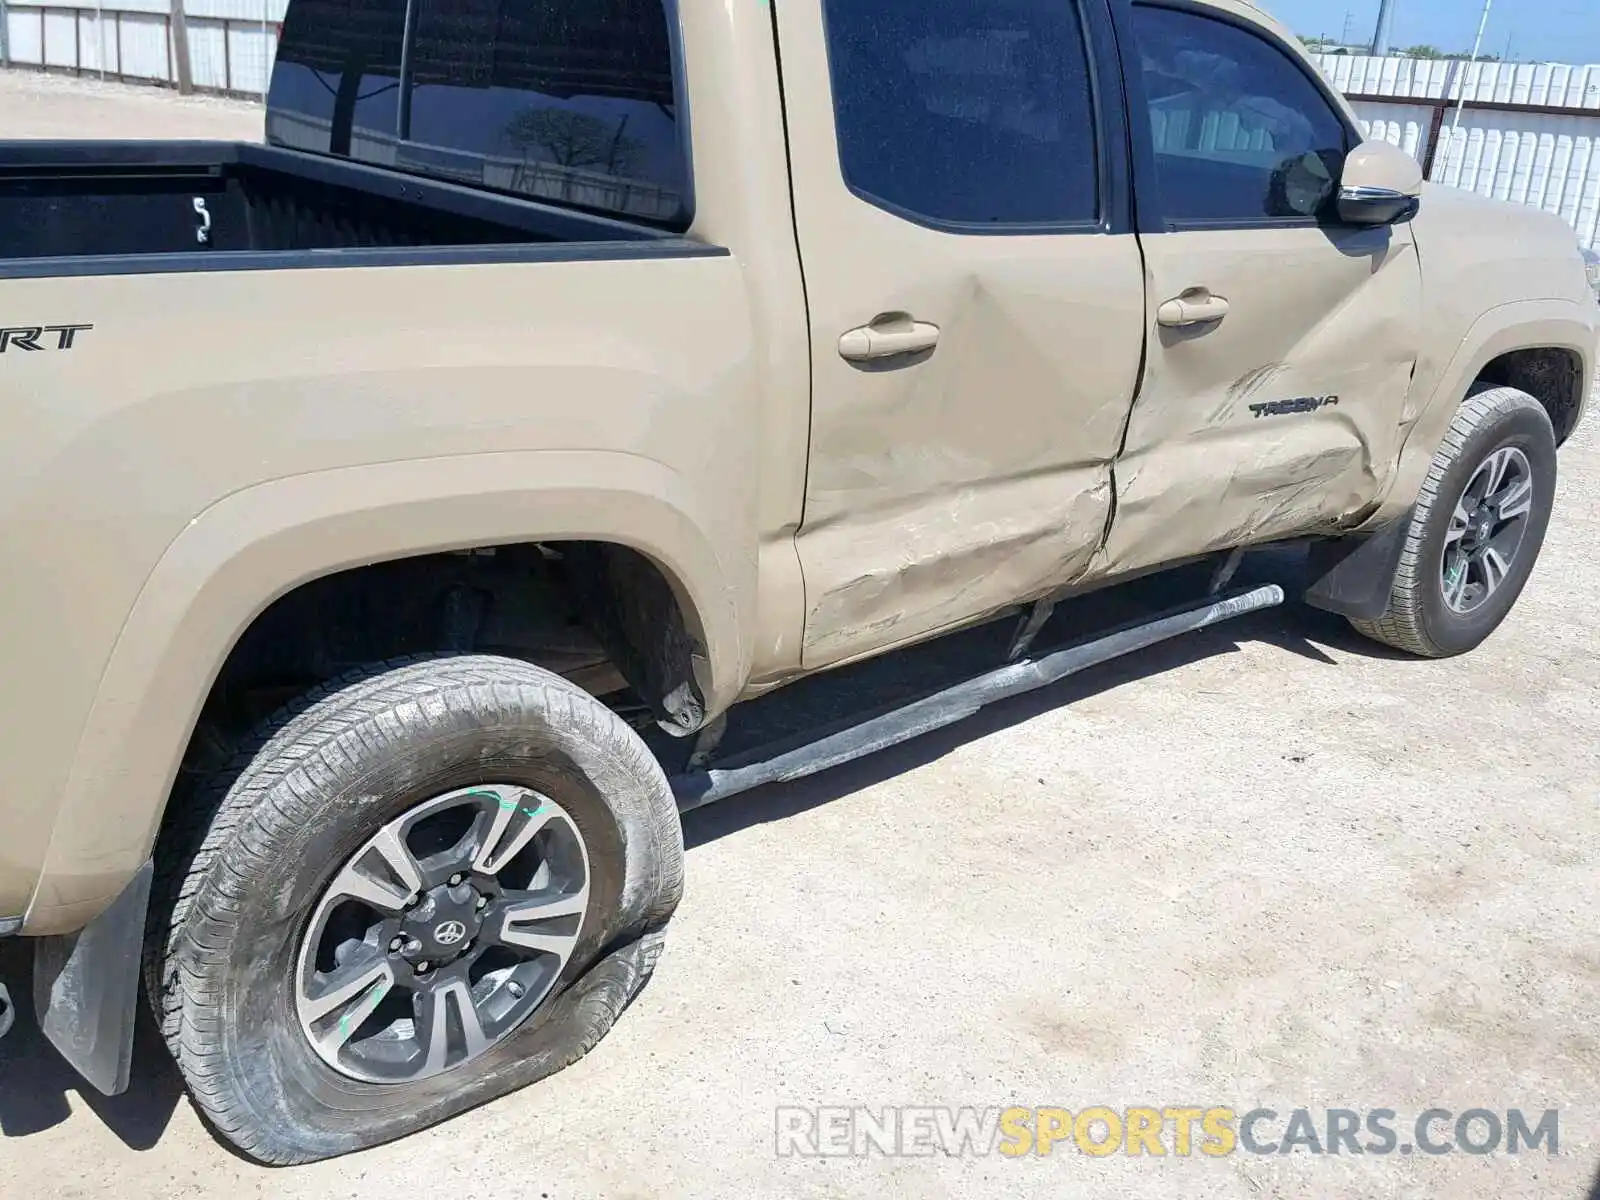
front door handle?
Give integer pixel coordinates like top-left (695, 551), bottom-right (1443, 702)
top-left (1157, 290), bottom-right (1230, 328)
top-left (839, 315), bottom-right (941, 362)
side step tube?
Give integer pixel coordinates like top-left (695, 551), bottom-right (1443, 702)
top-left (671, 583), bottom-right (1284, 811)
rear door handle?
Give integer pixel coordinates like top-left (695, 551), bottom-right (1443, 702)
top-left (839, 316), bottom-right (940, 362)
top-left (1157, 291), bottom-right (1230, 327)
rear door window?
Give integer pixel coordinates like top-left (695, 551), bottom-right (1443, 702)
top-left (822, 0), bottom-right (1100, 229)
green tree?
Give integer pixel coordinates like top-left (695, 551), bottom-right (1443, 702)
top-left (1401, 44), bottom-right (1445, 58)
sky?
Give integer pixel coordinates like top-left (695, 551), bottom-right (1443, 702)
top-left (1263, 0), bottom-right (1600, 63)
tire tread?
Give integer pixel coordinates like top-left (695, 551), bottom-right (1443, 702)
top-left (1350, 385), bottom-right (1552, 656)
top-left (145, 653), bottom-right (682, 1163)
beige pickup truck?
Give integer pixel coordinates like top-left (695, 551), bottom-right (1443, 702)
top-left (0, 0), bottom-right (1594, 1165)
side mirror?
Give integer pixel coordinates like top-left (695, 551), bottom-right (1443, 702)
top-left (1337, 139), bottom-right (1424, 225)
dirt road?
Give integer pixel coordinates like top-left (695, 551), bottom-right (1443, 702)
top-left (1, 70), bottom-right (1597, 1200)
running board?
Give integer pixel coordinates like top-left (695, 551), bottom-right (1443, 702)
top-left (670, 583), bottom-right (1284, 812)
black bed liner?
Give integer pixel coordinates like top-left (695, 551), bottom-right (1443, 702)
top-left (0, 140), bottom-right (721, 278)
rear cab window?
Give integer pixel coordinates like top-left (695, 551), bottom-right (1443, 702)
top-left (267, 0), bottom-right (690, 229)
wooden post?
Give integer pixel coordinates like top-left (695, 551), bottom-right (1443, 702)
top-left (1420, 60), bottom-right (1461, 183)
top-left (1420, 100), bottom-right (1450, 180)
top-left (169, 0), bottom-right (193, 93)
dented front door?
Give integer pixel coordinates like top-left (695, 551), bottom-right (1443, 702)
top-left (1094, 0), bottom-right (1423, 578)
top-left (1097, 223), bottom-right (1422, 576)
top-left (778, 0), bottom-right (1145, 669)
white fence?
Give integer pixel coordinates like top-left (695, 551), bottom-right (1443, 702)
top-left (1, 0), bottom-right (284, 97)
top-left (1315, 53), bottom-right (1600, 250)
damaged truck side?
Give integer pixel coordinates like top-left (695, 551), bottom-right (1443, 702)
top-left (0, 0), bottom-right (1593, 1165)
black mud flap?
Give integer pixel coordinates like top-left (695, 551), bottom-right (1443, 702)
top-left (1302, 509), bottom-right (1413, 620)
top-left (33, 859), bottom-right (153, 1096)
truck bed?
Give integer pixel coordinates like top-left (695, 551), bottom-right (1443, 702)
top-left (0, 140), bottom-right (687, 275)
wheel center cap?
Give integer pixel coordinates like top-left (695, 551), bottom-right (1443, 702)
top-left (399, 882), bottom-right (484, 964)
top-left (1461, 506), bottom-right (1494, 551)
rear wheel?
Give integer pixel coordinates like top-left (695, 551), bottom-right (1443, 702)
top-left (146, 654), bottom-right (683, 1165)
top-left (1350, 385), bottom-right (1557, 657)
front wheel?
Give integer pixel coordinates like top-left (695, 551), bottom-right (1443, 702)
top-left (145, 654), bottom-right (684, 1165)
top-left (1350, 385), bottom-right (1557, 657)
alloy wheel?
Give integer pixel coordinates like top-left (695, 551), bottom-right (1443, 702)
top-left (293, 784), bottom-right (590, 1084)
top-left (1440, 445), bottom-right (1536, 615)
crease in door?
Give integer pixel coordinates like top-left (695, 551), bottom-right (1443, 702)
top-left (801, 465), bottom-right (1114, 663)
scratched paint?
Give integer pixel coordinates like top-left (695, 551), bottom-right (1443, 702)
top-left (1091, 220), bottom-right (1423, 579)
top-left (792, 226), bottom-right (1146, 669)
top-left (337, 976), bottom-right (391, 1041)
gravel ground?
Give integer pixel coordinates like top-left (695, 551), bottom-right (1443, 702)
top-left (2, 72), bottom-right (1599, 1200)
top-left (0, 70), bottom-right (263, 140)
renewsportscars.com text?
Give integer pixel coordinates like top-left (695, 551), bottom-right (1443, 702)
top-left (774, 1105), bottom-right (1560, 1159)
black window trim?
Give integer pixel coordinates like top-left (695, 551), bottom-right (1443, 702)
top-left (272, 0), bottom-right (697, 233)
top-left (1109, 0), bottom-right (1367, 233)
top-left (663, 0), bottom-right (698, 231)
top-left (817, 0), bottom-right (1133, 237)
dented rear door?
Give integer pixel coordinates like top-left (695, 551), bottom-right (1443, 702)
top-left (1092, 0), bottom-right (1422, 579)
top-left (778, 0), bottom-right (1145, 669)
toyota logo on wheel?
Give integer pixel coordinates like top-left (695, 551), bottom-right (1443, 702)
top-left (433, 920), bottom-right (467, 946)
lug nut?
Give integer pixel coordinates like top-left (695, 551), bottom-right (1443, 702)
top-left (448, 873), bottom-right (464, 887)
top-left (507, 981), bottom-right (525, 998)
top-left (405, 939), bottom-right (423, 955)
top-left (475, 896), bottom-right (488, 910)
top-left (389, 936), bottom-right (403, 952)
top-left (415, 960), bottom-right (431, 974)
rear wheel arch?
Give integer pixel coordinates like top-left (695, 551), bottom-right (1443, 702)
top-left (149, 653), bottom-right (686, 1164)
top-left (28, 454), bottom-right (746, 934)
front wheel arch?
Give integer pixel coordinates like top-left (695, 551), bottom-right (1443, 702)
top-left (1348, 385), bottom-right (1557, 658)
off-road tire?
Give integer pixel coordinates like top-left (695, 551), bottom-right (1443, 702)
top-left (1350, 385), bottom-right (1557, 657)
top-left (143, 654), bottom-right (684, 1165)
